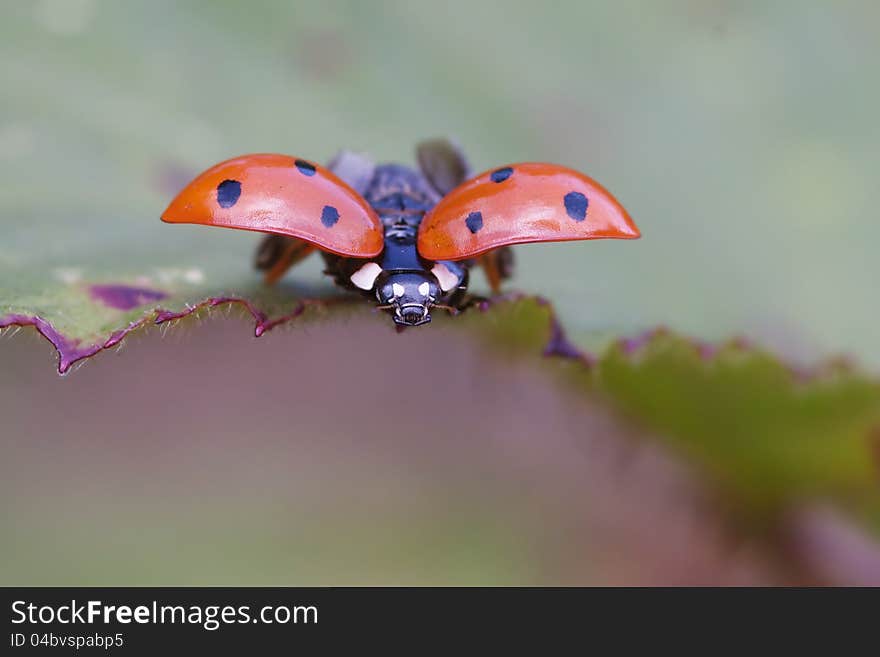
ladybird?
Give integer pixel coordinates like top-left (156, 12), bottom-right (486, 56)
top-left (161, 139), bottom-right (640, 327)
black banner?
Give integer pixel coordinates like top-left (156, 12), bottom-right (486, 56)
top-left (1, 587), bottom-right (872, 652)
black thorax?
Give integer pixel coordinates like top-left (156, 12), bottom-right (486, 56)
top-left (362, 164), bottom-right (439, 273)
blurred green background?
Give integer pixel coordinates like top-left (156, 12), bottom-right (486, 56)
top-left (2, 0), bottom-right (877, 364)
top-left (2, 1), bottom-right (879, 585)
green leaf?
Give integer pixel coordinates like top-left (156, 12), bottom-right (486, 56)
top-left (469, 301), bottom-right (880, 533)
top-left (4, 293), bottom-right (880, 583)
top-left (7, 283), bottom-right (880, 539)
top-left (594, 330), bottom-right (880, 529)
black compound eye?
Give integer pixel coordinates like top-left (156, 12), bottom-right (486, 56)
top-left (216, 179), bottom-right (241, 208)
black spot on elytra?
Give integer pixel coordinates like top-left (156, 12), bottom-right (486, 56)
top-left (563, 191), bottom-right (588, 222)
top-left (321, 205), bottom-right (340, 228)
top-left (295, 159), bottom-right (317, 176)
top-left (465, 211), bottom-right (483, 234)
top-left (490, 167), bottom-right (513, 183)
top-left (216, 179), bottom-right (241, 208)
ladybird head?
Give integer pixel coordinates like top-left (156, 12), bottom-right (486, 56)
top-left (375, 271), bottom-right (439, 327)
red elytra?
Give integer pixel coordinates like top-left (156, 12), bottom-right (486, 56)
top-left (417, 162), bottom-right (639, 261)
top-left (161, 153), bottom-right (384, 258)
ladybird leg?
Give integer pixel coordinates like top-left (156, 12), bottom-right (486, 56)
top-left (416, 137), bottom-right (472, 196)
top-left (254, 235), bottom-right (317, 285)
top-left (477, 246), bottom-right (515, 295)
top-left (448, 293), bottom-right (491, 313)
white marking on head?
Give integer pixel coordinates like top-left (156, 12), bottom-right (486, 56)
top-left (350, 262), bottom-right (383, 290)
top-left (418, 281), bottom-right (430, 297)
top-left (392, 283), bottom-right (405, 298)
top-left (431, 263), bottom-right (459, 292)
